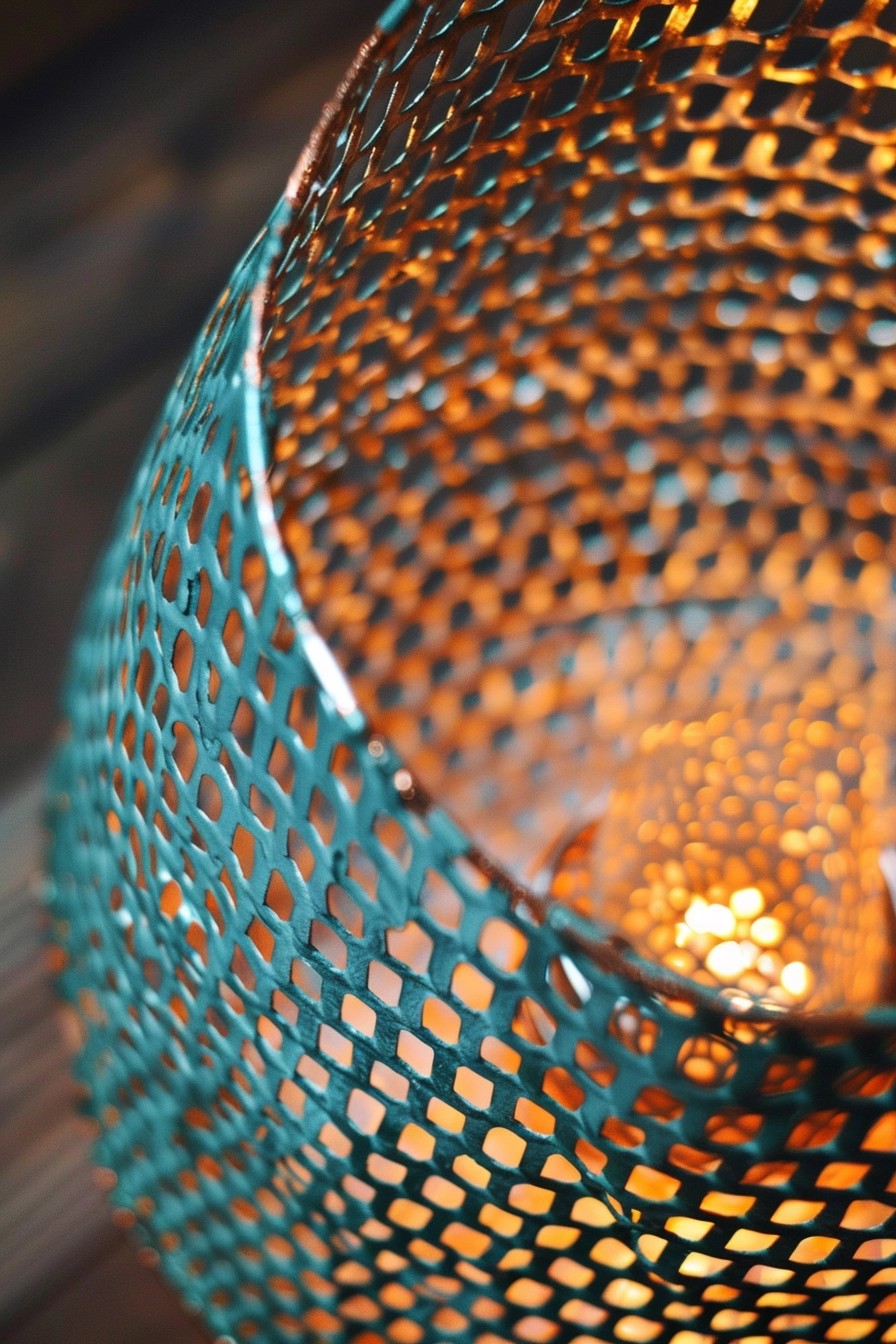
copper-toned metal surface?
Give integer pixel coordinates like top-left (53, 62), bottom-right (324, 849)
top-left (264, 0), bottom-right (896, 1016)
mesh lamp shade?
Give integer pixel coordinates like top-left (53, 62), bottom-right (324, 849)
top-left (47, 0), bottom-right (896, 1342)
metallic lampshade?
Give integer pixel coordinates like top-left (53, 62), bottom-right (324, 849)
top-left (49, 1), bottom-right (896, 1341)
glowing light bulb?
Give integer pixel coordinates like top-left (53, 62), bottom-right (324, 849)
top-left (549, 699), bottom-right (896, 1012)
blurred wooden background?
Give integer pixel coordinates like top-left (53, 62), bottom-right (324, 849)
top-left (0, 2), bottom-right (383, 1338)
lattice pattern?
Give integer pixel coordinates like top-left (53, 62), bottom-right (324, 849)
top-left (47, 1), bottom-right (896, 1342)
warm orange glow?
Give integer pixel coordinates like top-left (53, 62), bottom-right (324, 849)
top-left (549, 699), bottom-right (896, 1012)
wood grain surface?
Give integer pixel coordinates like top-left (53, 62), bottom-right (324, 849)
top-left (0, 2), bottom-right (383, 1337)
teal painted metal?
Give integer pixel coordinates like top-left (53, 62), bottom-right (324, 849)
top-left (47, 1), bottom-right (896, 1342)
top-left (378, 0), bottom-right (417, 32)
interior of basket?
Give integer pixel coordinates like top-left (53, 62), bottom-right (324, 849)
top-left (260, 4), bottom-right (896, 1013)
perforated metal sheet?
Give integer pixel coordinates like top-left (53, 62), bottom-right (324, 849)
top-left (48, 1), bottom-right (896, 1342)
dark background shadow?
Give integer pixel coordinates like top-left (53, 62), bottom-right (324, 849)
top-left (0, 0), bottom-right (383, 789)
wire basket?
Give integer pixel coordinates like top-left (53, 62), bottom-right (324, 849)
top-left (48, 1), bottom-right (896, 1341)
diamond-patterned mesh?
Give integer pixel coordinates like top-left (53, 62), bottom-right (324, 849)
top-left (48, 1), bottom-right (896, 1342)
